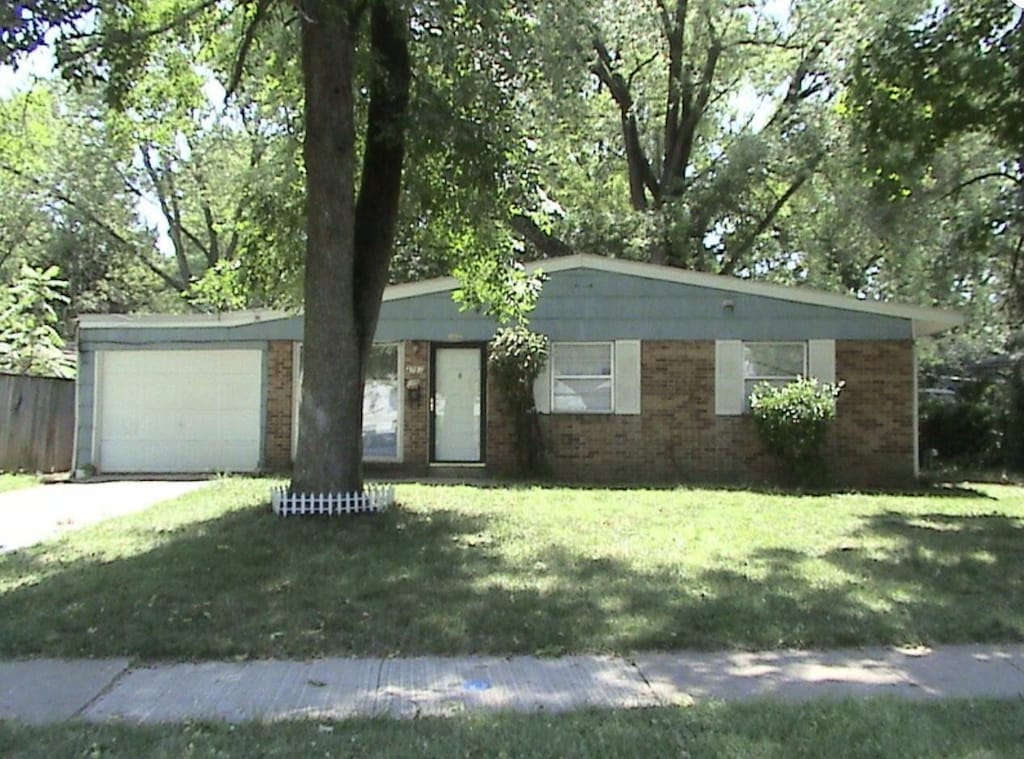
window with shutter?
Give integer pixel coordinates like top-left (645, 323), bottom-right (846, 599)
top-left (715, 339), bottom-right (836, 415)
top-left (551, 342), bottom-right (614, 413)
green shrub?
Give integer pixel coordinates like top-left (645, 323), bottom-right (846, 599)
top-left (749, 376), bottom-right (843, 485)
top-left (919, 395), bottom-right (998, 465)
top-left (488, 325), bottom-right (549, 475)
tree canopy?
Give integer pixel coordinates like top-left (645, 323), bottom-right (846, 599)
top-left (849, 0), bottom-right (1023, 327)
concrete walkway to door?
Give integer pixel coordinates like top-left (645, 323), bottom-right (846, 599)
top-left (0, 479), bottom-right (210, 554)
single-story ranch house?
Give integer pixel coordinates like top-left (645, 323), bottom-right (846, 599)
top-left (74, 255), bottom-right (962, 485)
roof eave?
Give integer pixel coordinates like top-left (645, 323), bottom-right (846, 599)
top-left (914, 315), bottom-right (966, 338)
top-left (77, 309), bottom-right (294, 329)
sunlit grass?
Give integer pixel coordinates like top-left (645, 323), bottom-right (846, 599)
top-left (0, 479), bottom-right (1022, 659)
top-left (0, 473), bottom-right (37, 494)
top-left (1, 699), bottom-right (1022, 758)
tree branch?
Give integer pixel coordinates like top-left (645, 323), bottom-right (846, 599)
top-left (662, 0), bottom-right (688, 186)
top-left (721, 155), bottom-right (822, 274)
top-left (140, 147), bottom-right (194, 284)
top-left (942, 170), bottom-right (1023, 198)
top-left (591, 36), bottom-right (659, 207)
top-left (627, 50), bottom-right (660, 89)
top-left (761, 39), bottom-right (830, 133)
top-left (352, 0), bottom-right (412, 354)
top-left (509, 214), bottom-right (575, 258)
top-left (0, 158), bottom-right (187, 292)
top-left (63, 0), bottom-right (223, 59)
top-left (663, 31), bottom-right (721, 194)
top-left (225, 0), bottom-right (275, 98)
top-left (187, 157), bottom-right (221, 267)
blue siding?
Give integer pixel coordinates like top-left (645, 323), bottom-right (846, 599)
top-left (374, 269), bottom-right (912, 341)
top-left (79, 317), bottom-right (303, 347)
top-left (77, 269), bottom-right (914, 348)
top-left (74, 349), bottom-right (96, 471)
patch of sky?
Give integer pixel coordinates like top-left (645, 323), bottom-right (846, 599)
top-left (0, 45), bottom-right (54, 96)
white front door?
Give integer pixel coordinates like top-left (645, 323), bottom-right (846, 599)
top-left (433, 347), bottom-right (483, 462)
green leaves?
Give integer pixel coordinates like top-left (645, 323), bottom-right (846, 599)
top-left (749, 376), bottom-right (843, 485)
top-left (489, 325), bottom-right (548, 390)
top-left (488, 324), bottom-right (549, 476)
top-left (850, 0), bottom-right (1023, 190)
top-left (453, 258), bottom-right (545, 328)
top-left (0, 264), bottom-right (76, 378)
top-left (846, 0), bottom-right (1024, 331)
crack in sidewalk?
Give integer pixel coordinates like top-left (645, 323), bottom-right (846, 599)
top-left (72, 660), bottom-right (134, 720)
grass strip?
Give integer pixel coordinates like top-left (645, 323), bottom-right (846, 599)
top-left (1, 699), bottom-right (1021, 758)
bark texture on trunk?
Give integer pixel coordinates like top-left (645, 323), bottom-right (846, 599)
top-left (292, 0), bottom-right (410, 495)
top-left (353, 0), bottom-right (411, 357)
top-left (293, 0), bottom-right (363, 494)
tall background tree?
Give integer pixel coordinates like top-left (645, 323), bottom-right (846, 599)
top-left (507, 0), bottom-right (898, 276)
top-left (849, 0), bottom-right (1023, 326)
top-left (849, 0), bottom-right (1023, 466)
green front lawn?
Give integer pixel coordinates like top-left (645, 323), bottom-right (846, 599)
top-left (1, 479), bottom-right (1022, 659)
top-left (1, 700), bottom-right (1021, 758)
top-left (0, 473), bottom-right (37, 494)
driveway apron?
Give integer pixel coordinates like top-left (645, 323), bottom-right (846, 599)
top-left (0, 480), bottom-right (209, 553)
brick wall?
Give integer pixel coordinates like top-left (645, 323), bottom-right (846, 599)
top-left (488, 341), bottom-right (776, 483)
top-left (361, 338), bottom-right (916, 486)
top-left (264, 340), bottom-right (294, 471)
top-left (403, 341), bottom-right (431, 473)
top-left (486, 340), bottom-right (916, 486)
top-left (832, 340), bottom-right (916, 485)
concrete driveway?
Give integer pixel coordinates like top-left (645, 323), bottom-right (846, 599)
top-left (0, 479), bottom-right (210, 553)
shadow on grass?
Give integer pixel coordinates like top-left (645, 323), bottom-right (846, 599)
top-left (457, 478), bottom-right (996, 500)
top-left (0, 492), bottom-right (1022, 660)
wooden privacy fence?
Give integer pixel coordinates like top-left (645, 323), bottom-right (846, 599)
top-left (0, 373), bottom-right (75, 473)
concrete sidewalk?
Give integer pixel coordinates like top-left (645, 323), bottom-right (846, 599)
top-left (2, 644), bottom-right (1023, 724)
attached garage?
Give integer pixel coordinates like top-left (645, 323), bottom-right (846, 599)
top-left (95, 349), bottom-right (263, 473)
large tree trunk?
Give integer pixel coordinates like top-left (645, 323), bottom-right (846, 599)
top-left (292, 0), bottom-right (410, 495)
top-left (293, 1), bottom-right (363, 494)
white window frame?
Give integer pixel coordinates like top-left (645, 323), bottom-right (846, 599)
top-left (550, 341), bottom-right (615, 414)
top-left (742, 341), bottom-right (808, 411)
top-left (291, 342), bottom-right (404, 462)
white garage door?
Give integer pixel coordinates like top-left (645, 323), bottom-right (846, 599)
top-left (97, 349), bottom-right (263, 473)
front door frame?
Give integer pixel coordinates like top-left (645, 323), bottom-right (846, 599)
top-left (429, 342), bottom-right (487, 464)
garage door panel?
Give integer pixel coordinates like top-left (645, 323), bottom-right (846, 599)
top-left (103, 413), bottom-right (140, 437)
top-left (98, 349), bottom-right (263, 473)
top-left (220, 376), bottom-right (259, 402)
top-left (219, 410), bottom-right (258, 436)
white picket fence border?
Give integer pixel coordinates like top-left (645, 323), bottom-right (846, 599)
top-left (271, 483), bottom-right (394, 517)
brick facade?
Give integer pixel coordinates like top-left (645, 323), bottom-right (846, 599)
top-left (387, 340), bottom-right (430, 477)
top-left (266, 338), bottom-right (917, 486)
top-left (831, 340), bottom-right (916, 485)
top-left (487, 339), bottom-right (916, 486)
top-left (487, 341), bottom-right (776, 483)
top-left (264, 340), bottom-right (294, 471)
